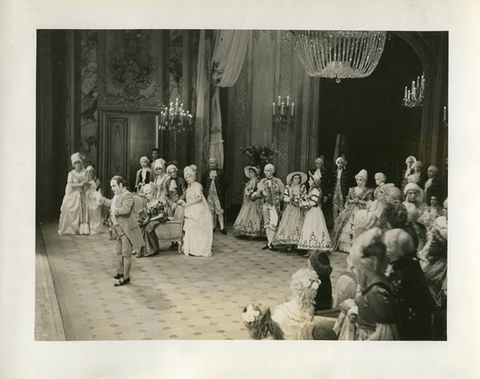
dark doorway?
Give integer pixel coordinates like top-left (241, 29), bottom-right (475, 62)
top-left (318, 34), bottom-right (423, 187)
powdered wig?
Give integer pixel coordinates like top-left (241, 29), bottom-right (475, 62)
top-left (405, 156), bottom-right (417, 165)
top-left (289, 267), bottom-right (320, 311)
top-left (350, 227), bottom-right (388, 281)
top-left (385, 186), bottom-right (403, 203)
top-left (381, 201), bottom-right (408, 229)
top-left (413, 160), bottom-right (424, 171)
top-left (184, 166), bottom-right (196, 180)
top-left (384, 228), bottom-right (415, 263)
top-left (375, 172), bottom-right (387, 182)
top-left (426, 228), bottom-right (448, 262)
top-left (264, 163), bottom-right (275, 174)
top-left (242, 303), bottom-right (284, 340)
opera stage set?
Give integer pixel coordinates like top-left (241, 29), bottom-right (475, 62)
top-left (36, 30), bottom-right (447, 220)
top-left (35, 30), bottom-right (448, 341)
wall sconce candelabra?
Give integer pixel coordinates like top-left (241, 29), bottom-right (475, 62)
top-left (272, 96), bottom-right (295, 127)
top-left (402, 73), bottom-right (425, 108)
top-left (157, 98), bottom-right (193, 132)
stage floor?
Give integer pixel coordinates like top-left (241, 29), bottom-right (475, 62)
top-left (36, 221), bottom-right (348, 341)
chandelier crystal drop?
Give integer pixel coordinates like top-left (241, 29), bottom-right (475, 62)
top-left (295, 31), bottom-right (387, 82)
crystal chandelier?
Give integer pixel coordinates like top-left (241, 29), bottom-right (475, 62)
top-left (402, 74), bottom-right (425, 108)
top-left (158, 98), bottom-right (193, 132)
top-left (295, 31), bottom-right (387, 83)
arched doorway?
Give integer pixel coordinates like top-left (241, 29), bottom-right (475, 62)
top-left (317, 33), bottom-right (426, 188)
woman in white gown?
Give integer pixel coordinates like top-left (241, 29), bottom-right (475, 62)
top-left (297, 172), bottom-right (332, 255)
top-left (178, 166), bottom-right (213, 257)
top-left (58, 152), bottom-right (89, 235)
top-left (271, 267), bottom-right (319, 340)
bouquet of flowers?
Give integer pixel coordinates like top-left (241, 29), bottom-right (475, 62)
top-left (242, 303), bottom-right (284, 340)
top-left (240, 143), bottom-right (278, 170)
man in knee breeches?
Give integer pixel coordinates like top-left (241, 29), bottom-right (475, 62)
top-left (253, 163), bottom-right (284, 251)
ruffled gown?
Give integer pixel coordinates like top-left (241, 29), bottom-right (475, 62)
top-left (182, 182), bottom-right (213, 257)
top-left (331, 187), bottom-right (374, 253)
top-left (297, 188), bottom-right (332, 251)
top-left (233, 178), bottom-right (265, 237)
top-left (271, 300), bottom-right (315, 340)
top-left (58, 169), bottom-right (89, 235)
top-left (273, 184), bottom-right (306, 245)
top-left (85, 179), bottom-right (105, 234)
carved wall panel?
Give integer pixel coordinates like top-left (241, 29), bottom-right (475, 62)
top-left (100, 30), bottom-right (160, 110)
top-left (106, 116), bottom-right (128, 181)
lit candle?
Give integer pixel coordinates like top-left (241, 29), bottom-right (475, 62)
top-left (443, 106), bottom-right (446, 121)
top-left (407, 90), bottom-right (411, 100)
top-left (281, 102), bottom-right (285, 115)
top-left (412, 81), bottom-right (415, 93)
top-left (286, 96), bottom-right (290, 106)
top-left (404, 86), bottom-right (407, 99)
top-left (417, 76), bottom-right (420, 89)
top-left (291, 103), bottom-right (294, 116)
top-left (278, 96), bottom-right (281, 106)
top-left (272, 102), bottom-right (275, 115)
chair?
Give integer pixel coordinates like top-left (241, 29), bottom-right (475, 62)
top-left (154, 206), bottom-right (184, 254)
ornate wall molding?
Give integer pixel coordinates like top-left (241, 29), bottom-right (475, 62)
top-left (102, 30), bottom-right (158, 111)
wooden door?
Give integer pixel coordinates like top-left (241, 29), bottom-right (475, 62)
top-left (100, 111), bottom-right (158, 195)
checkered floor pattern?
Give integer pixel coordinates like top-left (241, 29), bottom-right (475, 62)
top-left (39, 222), bottom-right (348, 340)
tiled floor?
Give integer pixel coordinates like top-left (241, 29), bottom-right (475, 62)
top-left (38, 221), bottom-right (348, 341)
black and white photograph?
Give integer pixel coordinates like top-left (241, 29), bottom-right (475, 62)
top-left (2, 1), bottom-right (480, 378)
top-left (35, 28), bottom-right (448, 342)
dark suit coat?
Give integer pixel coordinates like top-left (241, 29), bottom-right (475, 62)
top-left (201, 169), bottom-right (229, 208)
top-left (102, 189), bottom-right (145, 251)
top-left (389, 254), bottom-right (435, 340)
top-left (163, 176), bottom-right (186, 207)
top-left (135, 168), bottom-right (151, 191)
top-left (328, 169), bottom-right (349, 204)
top-left (400, 168), bottom-right (415, 190)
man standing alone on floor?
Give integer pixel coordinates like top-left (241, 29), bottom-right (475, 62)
top-left (201, 157), bottom-right (229, 234)
top-left (100, 176), bottom-right (145, 286)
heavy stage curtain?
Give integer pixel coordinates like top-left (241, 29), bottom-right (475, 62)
top-left (195, 30), bottom-right (250, 171)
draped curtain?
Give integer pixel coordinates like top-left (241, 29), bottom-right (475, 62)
top-left (195, 30), bottom-right (250, 170)
top-left (194, 30), bottom-right (212, 175)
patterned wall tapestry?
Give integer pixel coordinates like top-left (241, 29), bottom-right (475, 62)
top-left (103, 30), bottom-right (158, 109)
top-left (80, 30), bottom-right (98, 167)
